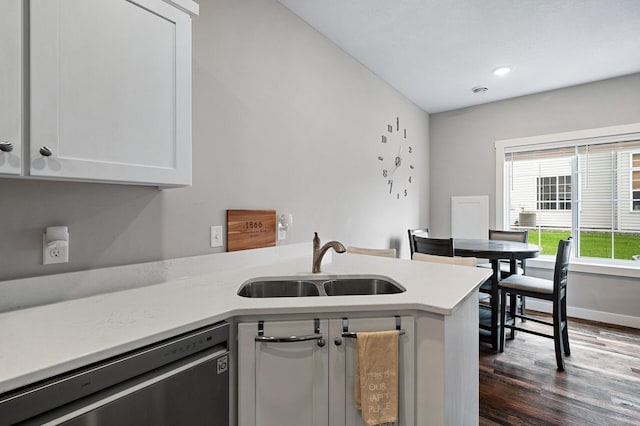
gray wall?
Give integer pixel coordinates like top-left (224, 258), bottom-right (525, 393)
top-left (430, 73), bottom-right (640, 324)
top-left (430, 72), bottom-right (640, 237)
top-left (0, 0), bottom-right (429, 281)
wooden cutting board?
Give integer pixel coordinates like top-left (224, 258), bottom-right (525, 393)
top-left (226, 210), bottom-right (276, 252)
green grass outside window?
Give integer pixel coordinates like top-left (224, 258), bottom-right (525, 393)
top-left (527, 230), bottom-right (640, 260)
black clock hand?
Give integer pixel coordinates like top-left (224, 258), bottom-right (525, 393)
top-left (389, 154), bottom-right (402, 176)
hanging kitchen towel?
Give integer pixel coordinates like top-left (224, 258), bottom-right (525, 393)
top-left (355, 330), bottom-right (399, 426)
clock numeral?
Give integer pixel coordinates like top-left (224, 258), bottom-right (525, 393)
top-left (394, 156), bottom-right (401, 167)
top-left (387, 125), bottom-right (393, 133)
top-left (388, 179), bottom-right (393, 194)
top-left (404, 189), bottom-right (408, 197)
top-left (408, 146), bottom-right (413, 153)
top-left (383, 169), bottom-right (388, 178)
top-left (377, 156), bottom-right (383, 161)
top-left (408, 176), bottom-right (412, 184)
top-left (410, 165), bottom-right (414, 170)
top-left (404, 129), bottom-right (407, 139)
top-left (396, 117), bottom-right (400, 131)
top-left (397, 193), bottom-right (400, 199)
top-left (381, 135), bottom-right (387, 143)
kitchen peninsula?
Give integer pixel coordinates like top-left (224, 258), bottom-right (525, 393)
top-left (0, 244), bottom-right (491, 425)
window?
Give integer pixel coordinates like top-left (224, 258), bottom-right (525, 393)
top-left (536, 175), bottom-right (571, 210)
top-left (496, 124), bottom-right (640, 263)
top-left (632, 153), bottom-right (640, 211)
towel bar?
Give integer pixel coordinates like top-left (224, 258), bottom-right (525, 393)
top-left (341, 316), bottom-right (406, 338)
top-left (255, 319), bottom-right (326, 346)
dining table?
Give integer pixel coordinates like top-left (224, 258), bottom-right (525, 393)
top-left (453, 238), bottom-right (541, 350)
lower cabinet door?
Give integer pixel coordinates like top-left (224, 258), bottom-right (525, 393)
top-left (328, 316), bottom-right (415, 426)
top-left (238, 320), bottom-right (329, 426)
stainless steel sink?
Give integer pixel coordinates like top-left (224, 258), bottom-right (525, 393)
top-left (323, 278), bottom-right (405, 296)
top-left (238, 275), bottom-right (405, 298)
top-left (237, 280), bottom-right (320, 298)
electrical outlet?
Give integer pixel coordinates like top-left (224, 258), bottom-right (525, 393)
top-left (43, 228), bottom-right (69, 265)
top-left (210, 225), bottom-right (223, 248)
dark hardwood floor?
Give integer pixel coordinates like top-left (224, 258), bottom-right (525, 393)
top-left (479, 313), bottom-right (640, 425)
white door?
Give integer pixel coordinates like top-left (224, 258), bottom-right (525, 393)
top-left (0, 0), bottom-right (22, 176)
top-left (237, 320), bottom-right (329, 426)
top-left (328, 316), bottom-right (415, 426)
top-left (29, 0), bottom-right (192, 186)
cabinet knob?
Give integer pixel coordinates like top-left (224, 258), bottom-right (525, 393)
top-left (334, 337), bottom-right (343, 346)
top-left (317, 338), bottom-right (326, 347)
top-left (39, 146), bottom-right (53, 157)
top-left (0, 142), bottom-right (13, 153)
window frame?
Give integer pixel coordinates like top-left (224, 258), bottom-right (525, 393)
top-left (495, 122), bottom-right (640, 277)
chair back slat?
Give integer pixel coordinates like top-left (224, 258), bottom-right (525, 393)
top-left (413, 236), bottom-right (454, 257)
top-left (413, 253), bottom-right (476, 266)
top-left (489, 229), bottom-right (529, 273)
top-left (408, 228), bottom-right (429, 256)
top-left (488, 229), bottom-right (528, 243)
top-left (347, 246), bottom-right (396, 258)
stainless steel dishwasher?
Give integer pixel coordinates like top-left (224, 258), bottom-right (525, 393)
top-left (0, 321), bottom-right (229, 426)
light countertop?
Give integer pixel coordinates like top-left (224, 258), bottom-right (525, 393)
top-left (0, 250), bottom-right (490, 395)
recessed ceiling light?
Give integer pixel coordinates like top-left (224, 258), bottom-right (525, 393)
top-left (492, 66), bottom-right (512, 76)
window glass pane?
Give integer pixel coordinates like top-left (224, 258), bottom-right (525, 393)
top-left (528, 230), bottom-right (571, 256)
top-left (633, 170), bottom-right (640, 190)
top-left (505, 140), bottom-right (640, 263)
top-left (579, 229), bottom-right (613, 259)
top-left (613, 231), bottom-right (640, 260)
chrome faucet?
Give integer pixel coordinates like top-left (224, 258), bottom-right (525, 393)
top-left (312, 232), bottom-right (346, 273)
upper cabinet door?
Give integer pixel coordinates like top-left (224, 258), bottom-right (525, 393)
top-left (30, 0), bottom-right (193, 186)
top-left (0, 0), bottom-right (23, 176)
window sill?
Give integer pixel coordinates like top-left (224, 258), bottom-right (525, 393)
top-left (527, 256), bottom-right (640, 278)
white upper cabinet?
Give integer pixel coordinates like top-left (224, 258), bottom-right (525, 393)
top-left (1, 0), bottom-right (198, 186)
top-left (0, 0), bottom-right (22, 175)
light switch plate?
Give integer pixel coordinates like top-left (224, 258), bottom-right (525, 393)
top-left (211, 225), bottom-right (223, 248)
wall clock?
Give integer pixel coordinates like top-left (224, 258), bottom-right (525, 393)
top-left (378, 116), bottom-right (414, 199)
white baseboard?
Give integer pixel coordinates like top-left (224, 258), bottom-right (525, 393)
top-left (525, 299), bottom-right (640, 329)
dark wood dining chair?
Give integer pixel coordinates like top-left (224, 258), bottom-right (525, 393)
top-left (407, 228), bottom-right (429, 257)
top-left (346, 246), bottom-right (396, 258)
top-left (499, 238), bottom-right (572, 371)
top-left (488, 229), bottom-right (529, 277)
top-left (478, 229), bottom-right (529, 318)
top-left (412, 236), bottom-right (454, 257)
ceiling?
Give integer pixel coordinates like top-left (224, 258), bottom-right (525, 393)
top-left (277, 0), bottom-right (640, 113)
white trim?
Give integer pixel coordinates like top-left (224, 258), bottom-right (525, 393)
top-left (525, 299), bottom-right (640, 329)
top-left (162, 0), bottom-right (199, 15)
top-left (527, 256), bottom-right (640, 279)
top-left (495, 122), bottom-right (640, 152)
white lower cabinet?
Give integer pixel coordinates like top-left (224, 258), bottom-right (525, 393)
top-left (237, 316), bottom-right (415, 426)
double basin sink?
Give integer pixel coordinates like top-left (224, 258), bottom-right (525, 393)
top-left (238, 275), bottom-right (406, 298)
